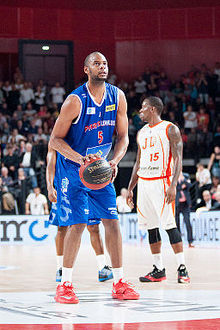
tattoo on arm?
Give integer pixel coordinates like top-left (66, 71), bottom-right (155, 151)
top-left (168, 124), bottom-right (183, 187)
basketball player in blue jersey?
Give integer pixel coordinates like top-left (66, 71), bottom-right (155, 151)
top-left (49, 52), bottom-right (139, 303)
top-left (46, 147), bottom-right (113, 282)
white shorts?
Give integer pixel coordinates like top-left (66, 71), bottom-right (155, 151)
top-left (137, 177), bottom-right (176, 230)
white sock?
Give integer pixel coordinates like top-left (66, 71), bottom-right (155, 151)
top-left (175, 252), bottom-right (185, 268)
top-left (152, 253), bottom-right (163, 270)
top-left (56, 255), bottom-right (63, 270)
top-left (112, 267), bottom-right (124, 284)
top-left (61, 267), bottom-right (73, 284)
top-left (96, 254), bottom-right (106, 271)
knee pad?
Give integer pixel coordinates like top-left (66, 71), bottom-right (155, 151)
top-left (166, 228), bottom-right (182, 244)
top-left (148, 228), bottom-right (161, 244)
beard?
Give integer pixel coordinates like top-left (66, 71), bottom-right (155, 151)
top-left (92, 75), bottom-right (107, 82)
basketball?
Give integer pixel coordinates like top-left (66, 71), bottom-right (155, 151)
top-left (79, 158), bottom-right (112, 190)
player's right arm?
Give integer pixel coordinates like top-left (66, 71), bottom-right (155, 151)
top-left (127, 132), bottom-right (141, 209)
top-left (49, 95), bottom-right (83, 164)
top-left (46, 146), bottom-right (57, 203)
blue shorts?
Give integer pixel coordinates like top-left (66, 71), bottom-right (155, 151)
top-left (49, 155), bottom-right (118, 227)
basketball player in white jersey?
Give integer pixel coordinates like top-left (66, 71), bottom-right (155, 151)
top-left (127, 96), bottom-right (190, 283)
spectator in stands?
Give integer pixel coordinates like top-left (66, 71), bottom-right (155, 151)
top-left (210, 176), bottom-right (220, 196)
top-left (186, 128), bottom-right (197, 158)
top-left (25, 102), bottom-right (37, 120)
top-left (128, 118), bottom-right (137, 151)
top-left (116, 188), bottom-right (132, 213)
top-left (0, 112), bottom-right (6, 130)
top-left (14, 168), bottom-right (30, 214)
top-left (7, 83), bottom-right (20, 113)
top-left (158, 71), bottom-right (170, 98)
top-left (197, 73), bottom-right (209, 104)
top-left (127, 90), bottom-right (140, 118)
top-left (20, 82), bottom-right (35, 109)
top-left (35, 86), bottom-right (45, 110)
top-left (134, 76), bottom-right (147, 98)
top-left (208, 145), bottom-right (220, 178)
top-left (0, 177), bottom-right (15, 215)
top-left (8, 128), bottom-right (26, 144)
top-left (2, 81), bottom-right (11, 99)
top-left (183, 105), bottom-right (197, 133)
top-left (196, 190), bottom-right (215, 212)
top-left (210, 192), bottom-right (220, 210)
top-left (25, 187), bottom-right (49, 215)
top-left (175, 172), bottom-right (194, 248)
top-left (197, 106), bottom-right (209, 131)
top-left (213, 126), bottom-right (220, 147)
top-left (50, 82), bottom-right (65, 109)
top-left (2, 145), bottom-right (19, 179)
top-left (14, 78), bottom-right (23, 91)
top-left (19, 142), bottom-right (38, 188)
top-left (196, 163), bottom-right (212, 198)
top-left (13, 67), bottom-right (23, 83)
top-left (34, 127), bottom-right (48, 144)
top-left (1, 166), bottom-right (13, 187)
top-left (214, 62), bottom-right (220, 91)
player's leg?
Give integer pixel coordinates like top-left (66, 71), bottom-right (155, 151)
top-left (89, 184), bottom-right (139, 300)
top-left (162, 180), bottom-right (190, 284)
top-left (87, 221), bottom-right (113, 281)
top-left (139, 228), bottom-right (166, 282)
top-left (55, 226), bottom-right (68, 282)
top-left (54, 161), bottom-right (89, 304)
top-left (165, 224), bottom-right (190, 283)
top-left (137, 179), bottom-right (166, 282)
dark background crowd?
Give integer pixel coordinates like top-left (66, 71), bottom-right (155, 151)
top-left (0, 62), bottom-right (220, 215)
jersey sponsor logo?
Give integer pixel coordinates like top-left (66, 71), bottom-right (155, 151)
top-left (61, 177), bottom-right (69, 196)
top-left (105, 104), bottom-right (116, 112)
top-left (85, 120), bottom-right (115, 132)
top-left (87, 107), bottom-right (96, 115)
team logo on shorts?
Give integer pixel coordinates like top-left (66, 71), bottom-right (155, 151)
top-left (61, 177), bottom-right (69, 196)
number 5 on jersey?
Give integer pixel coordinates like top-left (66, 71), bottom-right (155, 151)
top-left (98, 131), bottom-right (103, 144)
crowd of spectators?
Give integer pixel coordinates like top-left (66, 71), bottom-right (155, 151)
top-left (109, 62), bottom-right (220, 155)
top-left (0, 63), bottom-right (220, 215)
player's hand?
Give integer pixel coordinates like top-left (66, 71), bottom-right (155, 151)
top-left (127, 189), bottom-right (134, 210)
top-left (165, 185), bottom-right (176, 204)
top-left (109, 159), bottom-right (118, 182)
top-left (48, 186), bottom-right (57, 203)
top-left (82, 153), bottom-right (100, 164)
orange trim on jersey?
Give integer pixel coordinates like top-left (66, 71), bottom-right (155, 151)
top-left (149, 120), bottom-right (163, 128)
top-left (137, 205), bottom-right (145, 218)
top-left (166, 147), bottom-right (172, 178)
top-left (158, 135), bottom-right (165, 177)
top-left (138, 175), bottom-right (171, 181)
top-left (166, 123), bottom-right (172, 140)
top-left (171, 200), bottom-right (175, 217)
top-left (160, 179), bottom-right (167, 217)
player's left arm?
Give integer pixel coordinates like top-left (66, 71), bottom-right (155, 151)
top-left (109, 89), bottom-right (129, 181)
top-left (165, 124), bottom-right (183, 204)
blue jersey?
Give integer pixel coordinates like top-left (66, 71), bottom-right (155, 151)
top-left (50, 82), bottom-right (119, 227)
top-left (63, 82), bottom-right (119, 162)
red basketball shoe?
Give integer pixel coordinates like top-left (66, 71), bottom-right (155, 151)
top-left (55, 281), bottom-right (79, 304)
top-left (112, 279), bottom-right (140, 300)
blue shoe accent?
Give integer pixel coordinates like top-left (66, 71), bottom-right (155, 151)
top-left (56, 268), bottom-right (62, 282)
top-left (99, 265), bottom-right (113, 282)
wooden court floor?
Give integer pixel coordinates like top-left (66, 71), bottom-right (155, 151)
top-left (0, 243), bottom-right (220, 292)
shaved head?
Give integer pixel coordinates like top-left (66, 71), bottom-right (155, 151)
top-left (84, 52), bottom-right (106, 67)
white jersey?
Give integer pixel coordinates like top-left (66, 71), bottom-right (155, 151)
top-left (137, 120), bottom-right (173, 179)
